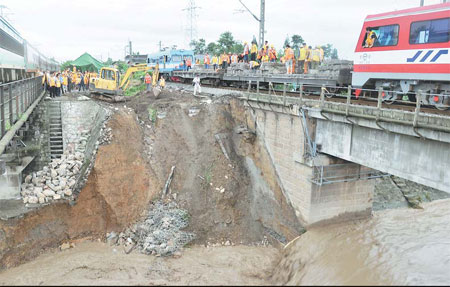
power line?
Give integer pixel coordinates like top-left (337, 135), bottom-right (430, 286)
top-left (237, 0), bottom-right (265, 48)
top-left (182, 0), bottom-right (201, 47)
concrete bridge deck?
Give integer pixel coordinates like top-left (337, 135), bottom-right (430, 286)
top-left (240, 91), bottom-right (450, 193)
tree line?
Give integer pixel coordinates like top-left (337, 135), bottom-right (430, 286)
top-left (190, 31), bottom-right (339, 59)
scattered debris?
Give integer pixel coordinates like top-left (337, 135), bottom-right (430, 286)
top-left (111, 201), bottom-right (195, 257)
top-left (162, 166), bottom-right (176, 196)
top-left (188, 107), bottom-right (201, 117)
top-left (215, 134), bottom-right (230, 161)
top-left (21, 149), bottom-right (85, 205)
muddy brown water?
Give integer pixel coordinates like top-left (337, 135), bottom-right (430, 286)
top-left (273, 198), bottom-right (450, 285)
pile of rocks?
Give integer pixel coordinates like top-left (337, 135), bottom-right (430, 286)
top-left (21, 150), bottom-right (84, 204)
top-left (99, 127), bottom-right (113, 145)
top-left (107, 201), bottom-right (195, 256)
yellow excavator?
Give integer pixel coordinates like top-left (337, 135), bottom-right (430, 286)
top-left (89, 63), bottom-right (159, 102)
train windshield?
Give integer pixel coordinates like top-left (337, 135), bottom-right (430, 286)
top-left (410, 17), bottom-right (449, 44)
top-left (363, 24), bottom-right (399, 48)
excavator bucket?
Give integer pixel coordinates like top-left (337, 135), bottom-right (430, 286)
top-left (153, 87), bottom-right (162, 98)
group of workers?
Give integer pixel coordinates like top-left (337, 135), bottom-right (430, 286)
top-left (144, 72), bottom-right (166, 94)
top-left (192, 39), bottom-right (325, 75)
top-left (41, 68), bottom-right (97, 98)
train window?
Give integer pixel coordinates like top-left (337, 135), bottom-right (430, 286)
top-left (172, 55), bottom-right (182, 62)
top-left (410, 18), bottom-right (449, 44)
top-left (363, 25), bottom-right (399, 48)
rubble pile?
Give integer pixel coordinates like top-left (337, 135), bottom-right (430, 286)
top-left (21, 150), bottom-right (85, 204)
top-left (99, 126), bottom-right (113, 145)
top-left (107, 201), bottom-right (195, 256)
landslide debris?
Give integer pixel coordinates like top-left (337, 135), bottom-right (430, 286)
top-left (107, 200), bottom-right (195, 256)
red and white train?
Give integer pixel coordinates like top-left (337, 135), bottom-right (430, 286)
top-left (353, 2), bottom-right (450, 109)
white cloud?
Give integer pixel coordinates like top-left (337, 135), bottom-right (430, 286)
top-left (1, 0), bottom-right (444, 62)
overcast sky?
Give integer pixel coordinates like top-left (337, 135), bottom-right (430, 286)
top-left (1, 0), bottom-right (444, 62)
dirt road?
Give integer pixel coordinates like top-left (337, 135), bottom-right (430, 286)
top-left (0, 241), bottom-right (278, 286)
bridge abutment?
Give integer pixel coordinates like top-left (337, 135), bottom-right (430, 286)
top-left (246, 101), bottom-right (376, 226)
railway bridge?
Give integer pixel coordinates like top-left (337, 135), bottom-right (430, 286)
top-left (237, 87), bottom-right (449, 225)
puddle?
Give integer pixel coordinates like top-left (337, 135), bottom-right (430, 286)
top-left (157, 111), bottom-right (167, 119)
top-left (188, 107), bottom-right (201, 117)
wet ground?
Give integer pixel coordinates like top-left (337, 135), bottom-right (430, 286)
top-left (0, 241), bottom-right (278, 286)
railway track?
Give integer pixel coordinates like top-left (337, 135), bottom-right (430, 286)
top-left (169, 81), bottom-right (450, 117)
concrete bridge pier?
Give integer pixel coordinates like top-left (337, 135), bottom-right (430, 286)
top-left (246, 101), bottom-right (378, 226)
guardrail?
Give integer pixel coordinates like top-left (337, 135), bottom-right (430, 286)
top-left (0, 76), bottom-right (43, 139)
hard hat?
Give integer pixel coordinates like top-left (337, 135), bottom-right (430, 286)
top-left (271, 45), bottom-right (274, 48)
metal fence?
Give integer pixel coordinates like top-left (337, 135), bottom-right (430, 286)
top-left (310, 163), bottom-right (388, 185)
top-left (0, 76), bottom-right (43, 139)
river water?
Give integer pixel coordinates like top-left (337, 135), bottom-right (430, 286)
top-left (272, 198), bottom-right (450, 285)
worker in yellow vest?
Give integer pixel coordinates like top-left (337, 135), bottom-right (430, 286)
top-left (299, 43), bottom-right (307, 74)
top-left (159, 76), bottom-right (166, 89)
top-left (304, 46), bottom-right (313, 74)
top-left (212, 55), bottom-right (218, 71)
top-left (62, 73), bottom-right (68, 94)
top-left (312, 46), bottom-right (321, 69)
top-left (55, 73), bottom-right (61, 97)
top-left (261, 54), bottom-right (269, 63)
top-left (84, 72), bottom-right (89, 90)
top-left (49, 73), bottom-right (56, 98)
top-left (72, 72), bottom-right (78, 91)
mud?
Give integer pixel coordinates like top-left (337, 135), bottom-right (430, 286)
top-left (0, 110), bottom-right (153, 269)
top-left (127, 88), bottom-right (302, 245)
top-left (0, 241), bottom-right (278, 286)
top-left (271, 198), bottom-right (450, 285)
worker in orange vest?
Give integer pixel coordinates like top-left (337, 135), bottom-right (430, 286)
top-left (204, 53), bottom-right (210, 69)
top-left (186, 57), bottom-right (192, 71)
top-left (144, 72), bottom-right (152, 92)
top-left (284, 44), bottom-right (294, 74)
top-left (243, 42), bottom-right (249, 63)
top-left (269, 45), bottom-right (277, 62)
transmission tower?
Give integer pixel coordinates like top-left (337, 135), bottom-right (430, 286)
top-left (183, 0), bottom-right (201, 47)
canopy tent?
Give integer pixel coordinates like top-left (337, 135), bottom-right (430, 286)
top-left (70, 52), bottom-right (104, 72)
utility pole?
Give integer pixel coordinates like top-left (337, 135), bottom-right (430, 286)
top-left (129, 40), bottom-right (132, 57)
top-left (259, 0), bottom-right (265, 48)
top-left (238, 0), bottom-right (265, 48)
top-left (183, 0), bottom-right (201, 47)
top-left (159, 41), bottom-right (162, 51)
top-left (420, 0), bottom-right (424, 6)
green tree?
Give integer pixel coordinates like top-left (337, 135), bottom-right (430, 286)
top-left (321, 43), bottom-right (339, 59)
top-left (103, 57), bottom-right (113, 66)
top-left (61, 60), bottom-right (72, 70)
top-left (115, 61), bottom-right (129, 73)
top-left (206, 42), bottom-right (219, 55)
top-left (331, 48), bottom-right (338, 59)
top-left (190, 38), bottom-right (206, 54)
top-left (283, 35), bottom-right (290, 48)
top-left (217, 31), bottom-right (235, 54)
top-left (291, 34), bottom-right (304, 50)
top-left (232, 42), bottom-right (244, 54)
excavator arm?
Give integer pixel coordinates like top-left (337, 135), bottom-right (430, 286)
top-left (119, 63), bottom-right (152, 91)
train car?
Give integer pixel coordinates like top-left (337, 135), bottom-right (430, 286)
top-left (147, 49), bottom-right (194, 77)
top-left (353, 3), bottom-right (450, 109)
top-left (0, 15), bottom-right (59, 83)
top-left (0, 15), bottom-right (26, 83)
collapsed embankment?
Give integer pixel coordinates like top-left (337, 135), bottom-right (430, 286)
top-left (0, 87), bottom-right (304, 271)
top-left (0, 110), bottom-right (154, 269)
